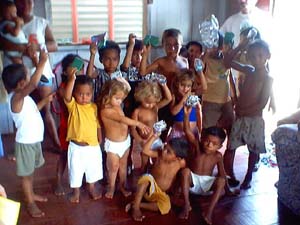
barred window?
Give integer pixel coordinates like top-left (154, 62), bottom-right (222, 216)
top-left (51, 0), bottom-right (144, 43)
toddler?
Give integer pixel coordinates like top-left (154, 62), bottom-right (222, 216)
top-left (64, 71), bottom-right (103, 203)
top-left (54, 54), bottom-right (82, 196)
top-left (131, 80), bottom-right (172, 170)
top-left (98, 79), bottom-right (151, 198)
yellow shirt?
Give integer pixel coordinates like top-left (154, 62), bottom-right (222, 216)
top-left (65, 97), bottom-right (100, 146)
top-left (202, 54), bottom-right (231, 104)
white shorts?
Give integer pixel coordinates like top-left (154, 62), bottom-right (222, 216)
top-left (68, 141), bottom-right (103, 188)
top-left (189, 172), bottom-right (215, 195)
top-left (104, 135), bottom-right (131, 158)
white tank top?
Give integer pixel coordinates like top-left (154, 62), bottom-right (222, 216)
top-left (8, 93), bottom-right (44, 143)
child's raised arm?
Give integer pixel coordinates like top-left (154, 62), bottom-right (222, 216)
top-left (170, 92), bottom-right (190, 116)
top-left (139, 45), bottom-right (159, 75)
top-left (157, 82), bottom-right (172, 109)
top-left (183, 106), bottom-right (198, 151)
top-left (121, 33), bottom-right (136, 71)
top-left (142, 133), bottom-right (159, 158)
top-left (86, 42), bottom-right (98, 78)
top-left (19, 49), bottom-right (47, 98)
top-left (195, 70), bottom-right (207, 93)
top-left (223, 41), bottom-right (254, 75)
top-left (64, 67), bottom-right (77, 103)
top-left (37, 92), bottom-right (55, 111)
top-left (195, 102), bottom-right (202, 134)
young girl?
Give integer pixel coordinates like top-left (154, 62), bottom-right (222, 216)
top-left (131, 80), bottom-right (172, 170)
top-left (98, 79), bottom-right (151, 199)
top-left (169, 70), bottom-right (202, 140)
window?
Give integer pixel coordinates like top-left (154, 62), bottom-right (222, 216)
top-left (51, 0), bottom-right (145, 43)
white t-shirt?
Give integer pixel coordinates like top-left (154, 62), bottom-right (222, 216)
top-left (8, 93), bottom-right (44, 144)
top-left (22, 16), bottom-right (53, 79)
top-left (220, 9), bottom-right (272, 47)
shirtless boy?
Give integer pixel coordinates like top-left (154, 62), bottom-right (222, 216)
top-left (126, 133), bottom-right (189, 221)
top-left (179, 106), bottom-right (237, 224)
top-left (223, 39), bottom-right (273, 189)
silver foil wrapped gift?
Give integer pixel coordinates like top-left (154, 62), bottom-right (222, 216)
top-left (128, 67), bottom-right (140, 81)
top-left (199, 14), bottom-right (219, 49)
top-left (186, 95), bottom-right (199, 107)
top-left (143, 73), bottom-right (167, 84)
top-left (194, 58), bottom-right (203, 72)
top-left (153, 120), bottom-right (167, 133)
top-left (247, 27), bottom-right (258, 41)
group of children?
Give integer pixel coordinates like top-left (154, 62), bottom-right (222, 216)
top-left (1, 20), bottom-right (273, 224)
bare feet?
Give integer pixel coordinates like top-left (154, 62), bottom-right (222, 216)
top-left (105, 187), bottom-right (115, 199)
top-left (7, 155), bottom-right (16, 162)
top-left (54, 184), bottom-right (65, 196)
top-left (227, 177), bottom-right (240, 187)
top-left (27, 202), bottom-right (45, 218)
top-left (120, 187), bottom-right (132, 198)
top-left (240, 181), bottom-right (251, 190)
top-left (179, 205), bottom-right (192, 219)
top-left (240, 175), bottom-right (252, 190)
top-left (125, 202), bottom-right (132, 213)
top-left (125, 203), bottom-right (145, 222)
top-left (89, 190), bottom-right (102, 201)
top-left (69, 193), bottom-right (80, 203)
top-left (33, 194), bottom-right (48, 202)
top-left (202, 211), bottom-right (212, 225)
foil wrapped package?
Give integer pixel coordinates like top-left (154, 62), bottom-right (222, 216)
top-left (128, 67), bottom-right (140, 81)
top-left (194, 58), bottom-right (203, 72)
top-left (143, 73), bottom-right (167, 84)
top-left (247, 27), bottom-right (258, 41)
top-left (199, 14), bottom-right (219, 49)
top-left (153, 120), bottom-right (167, 133)
top-left (186, 95), bottom-right (199, 107)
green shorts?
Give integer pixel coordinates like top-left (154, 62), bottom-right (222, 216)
top-left (15, 142), bottom-right (45, 177)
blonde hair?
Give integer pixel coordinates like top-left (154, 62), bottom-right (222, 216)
top-left (172, 70), bottom-right (195, 100)
top-left (97, 79), bottom-right (130, 108)
top-left (134, 81), bottom-right (162, 103)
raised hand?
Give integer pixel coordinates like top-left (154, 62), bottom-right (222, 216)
top-left (90, 42), bottom-right (97, 56)
top-left (66, 67), bottom-right (77, 81)
top-left (128, 33), bottom-right (136, 46)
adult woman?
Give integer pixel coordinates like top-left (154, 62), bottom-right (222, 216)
top-left (1, 0), bottom-right (60, 149)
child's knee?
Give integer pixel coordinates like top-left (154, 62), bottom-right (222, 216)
top-left (107, 161), bottom-right (120, 173)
